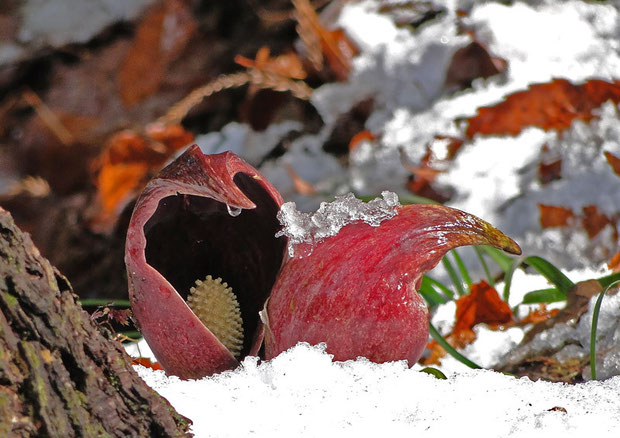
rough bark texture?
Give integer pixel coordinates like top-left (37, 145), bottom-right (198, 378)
top-left (0, 207), bottom-right (191, 437)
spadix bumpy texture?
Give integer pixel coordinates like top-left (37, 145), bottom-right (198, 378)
top-left (187, 276), bottom-right (244, 358)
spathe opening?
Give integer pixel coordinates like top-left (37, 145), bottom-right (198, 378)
top-left (143, 172), bottom-right (286, 358)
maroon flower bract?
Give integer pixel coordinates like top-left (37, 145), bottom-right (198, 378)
top-left (264, 204), bottom-right (521, 365)
top-left (126, 146), bottom-right (285, 379)
top-left (125, 146), bottom-right (521, 379)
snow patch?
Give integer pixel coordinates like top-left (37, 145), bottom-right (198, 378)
top-left (133, 343), bottom-right (620, 438)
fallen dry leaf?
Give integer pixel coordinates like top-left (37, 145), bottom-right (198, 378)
top-left (235, 46), bottom-right (307, 80)
top-left (91, 125), bottom-right (193, 231)
top-left (445, 41), bottom-right (506, 89)
top-left (454, 281), bottom-right (513, 335)
top-left (538, 203), bottom-right (618, 253)
top-left (404, 148), bottom-right (452, 203)
top-left (608, 252), bottom-right (620, 272)
top-left (539, 204), bottom-right (575, 228)
top-left (292, 0), bottom-right (357, 81)
top-left (466, 78), bottom-right (620, 138)
top-left (520, 279), bottom-right (604, 346)
top-left (519, 304), bottom-right (560, 325)
top-left (118, 0), bottom-right (197, 106)
top-left (604, 151), bottom-right (620, 177)
top-left (581, 205), bottom-right (618, 239)
top-left (423, 281), bottom-right (512, 365)
top-left (348, 130), bottom-right (375, 151)
top-left (538, 159), bottom-right (562, 185)
top-left (284, 162), bottom-right (317, 196)
top-left (132, 357), bottom-right (163, 371)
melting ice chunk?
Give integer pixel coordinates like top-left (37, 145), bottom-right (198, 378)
top-left (276, 191), bottom-right (400, 257)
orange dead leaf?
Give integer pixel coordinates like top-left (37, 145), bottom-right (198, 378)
top-left (422, 329), bottom-right (476, 366)
top-left (132, 357), bottom-right (163, 371)
top-left (405, 165), bottom-right (443, 182)
top-left (118, 0), bottom-right (197, 106)
top-left (323, 28), bottom-right (358, 81)
top-left (604, 151), bottom-right (620, 177)
top-left (92, 125), bottom-right (194, 230)
top-left (581, 205), bottom-right (617, 239)
top-left (466, 79), bottom-right (620, 138)
top-left (538, 159), bottom-right (562, 185)
top-left (404, 148), bottom-right (452, 203)
top-left (348, 130), bottom-right (375, 151)
top-left (423, 339), bottom-right (446, 366)
top-left (422, 281), bottom-right (513, 365)
top-left (608, 251), bottom-right (620, 272)
top-left (453, 281), bottom-right (513, 336)
top-left (97, 161), bottom-right (150, 215)
top-left (539, 204), bottom-right (575, 228)
top-left (235, 47), bottom-right (307, 80)
top-left (422, 281), bottom-right (512, 366)
top-left (292, 0), bottom-right (358, 81)
top-left (520, 304), bottom-right (560, 325)
top-left (284, 162), bottom-right (316, 196)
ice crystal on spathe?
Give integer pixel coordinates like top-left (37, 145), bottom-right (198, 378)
top-left (276, 191), bottom-right (400, 257)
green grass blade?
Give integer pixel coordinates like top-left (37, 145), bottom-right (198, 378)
top-left (397, 193), bottom-right (440, 205)
top-left (120, 330), bottom-right (142, 340)
top-left (452, 250), bottom-right (472, 287)
top-left (356, 193), bottom-right (439, 205)
top-left (590, 280), bottom-right (620, 380)
top-left (524, 256), bottom-right (575, 295)
top-left (425, 276), bottom-right (454, 300)
top-left (596, 272), bottom-right (620, 289)
top-left (420, 367), bottom-right (447, 379)
top-left (429, 322), bottom-right (481, 369)
top-left (480, 245), bottom-right (513, 273)
top-left (442, 256), bottom-right (466, 296)
top-left (502, 254), bottom-right (526, 303)
top-left (522, 288), bottom-right (566, 304)
top-left (474, 246), bottom-right (495, 287)
top-left (419, 276), bottom-right (449, 305)
top-left (79, 299), bottom-right (131, 307)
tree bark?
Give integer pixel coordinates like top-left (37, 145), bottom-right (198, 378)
top-left (0, 207), bottom-right (191, 437)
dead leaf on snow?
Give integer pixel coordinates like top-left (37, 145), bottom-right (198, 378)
top-left (581, 205), bottom-right (618, 240)
top-left (604, 151), bottom-right (620, 177)
top-left (422, 281), bottom-right (512, 365)
top-left (466, 78), bottom-right (620, 138)
top-left (539, 204), bottom-right (575, 228)
top-left (445, 41), bottom-right (507, 90)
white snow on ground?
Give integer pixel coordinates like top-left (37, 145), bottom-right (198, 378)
top-left (133, 343), bottom-right (620, 438)
top-left (127, 1), bottom-right (620, 436)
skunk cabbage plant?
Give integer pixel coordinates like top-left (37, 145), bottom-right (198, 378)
top-left (125, 146), bottom-right (520, 379)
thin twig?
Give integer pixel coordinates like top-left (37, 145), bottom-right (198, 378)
top-left (157, 70), bottom-right (313, 126)
top-left (157, 72), bottom-right (252, 126)
top-left (292, 0), bottom-right (324, 72)
top-left (22, 89), bottom-right (74, 145)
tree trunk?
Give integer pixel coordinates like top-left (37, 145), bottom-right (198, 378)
top-left (0, 207), bottom-right (191, 437)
